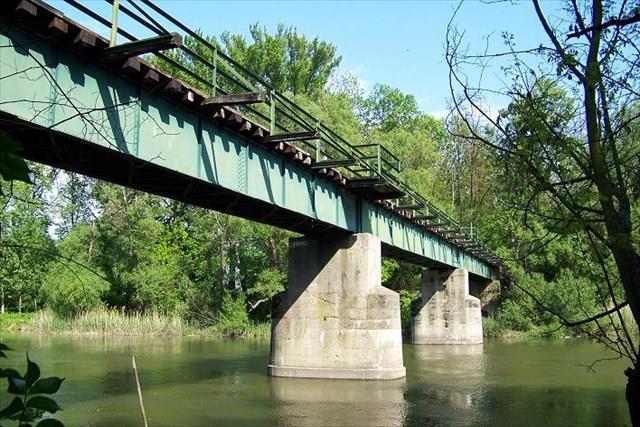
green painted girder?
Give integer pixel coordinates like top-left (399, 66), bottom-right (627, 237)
top-left (0, 22), bottom-right (495, 279)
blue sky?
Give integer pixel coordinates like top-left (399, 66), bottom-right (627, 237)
top-left (51, 0), bottom-right (559, 116)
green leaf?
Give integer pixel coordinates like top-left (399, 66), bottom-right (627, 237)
top-left (0, 342), bottom-right (12, 358)
top-left (7, 377), bottom-right (27, 394)
top-left (31, 377), bottom-right (64, 395)
top-left (0, 397), bottom-right (24, 418)
top-left (24, 354), bottom-right (40, 387)
top-left (37, 419), bottom-right (64, 427)
top-left (25, 396), bottom-right (61, 414)
top-left (0, 368), bottom-right (21, 379)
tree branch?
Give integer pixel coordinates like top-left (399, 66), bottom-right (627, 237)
top-left (564, 301), bottom-right (628, 327)
top-left (567, 10), bottom-right (640, 39)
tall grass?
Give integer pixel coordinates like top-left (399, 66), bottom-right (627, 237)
top-left (31, 308), bottom-right (185, 336)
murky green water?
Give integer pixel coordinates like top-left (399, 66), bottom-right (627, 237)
top-left (0, 335), bottom-right (630, 426)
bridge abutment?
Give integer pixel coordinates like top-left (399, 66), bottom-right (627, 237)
top-left (411, 268), bottom-right (483, 345)
top-left (268, 233), bottom-right (406, 380)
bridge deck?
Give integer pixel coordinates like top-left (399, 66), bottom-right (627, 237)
top-left (0, 0), bottom-right (497, 279)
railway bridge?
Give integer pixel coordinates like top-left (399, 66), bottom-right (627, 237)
top-left (0, 0), bottom-right (502, 379)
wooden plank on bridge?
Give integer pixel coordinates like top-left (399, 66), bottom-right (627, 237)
top-left (73, 29), bottom-right (97, 49)
top-left (201, 92), bottom-right (267, 108)
top-left (311, 159), bottom-right (357, 169)
top-left (265, 131), bottom-right (319, 144)
top-left (47, 16), bottom-right (69, 35)
top-left (15, 0), bottom-right (37, 17)
top-left (413, 215), bottom-right (437, 220)
top-left (103, 33), bottom-right (182, 59)
top-left (142, 68), bottom-right (160, 84)
top-left (394, 204), bottom-right (423, 211)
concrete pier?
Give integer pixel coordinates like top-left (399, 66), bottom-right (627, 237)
top-left (268, 233), bottom-right (405, 380)
top-left (411, 268), bottom-right (483, 345)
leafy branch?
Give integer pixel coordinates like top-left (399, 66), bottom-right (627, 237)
top-left (0, 344), bottom-right (64, 427)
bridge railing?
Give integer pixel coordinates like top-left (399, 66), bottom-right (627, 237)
top-left (58, 0), bottom-right (500, 266)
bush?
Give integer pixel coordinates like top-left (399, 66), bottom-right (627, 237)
top-left (215, 291), bottom-right (251, 337)
top-left (40, 263), bottom-right (109, 317)
top-left (495, 299), bottom-right (532, 332)
top-left (399, 289), bottom-right (420, 332)
top-left (482, 317), bottom-right (500, 337)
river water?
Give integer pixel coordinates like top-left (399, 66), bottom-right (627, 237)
top-left (0, 335), bottom-right (631, 426)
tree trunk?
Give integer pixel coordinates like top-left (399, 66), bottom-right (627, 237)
top-left (609, 243), bottom-right (640, 328)
top-left (626, 366), bottom-right (640, 426)
top-left (220, 239), bottom-right (226, 291)
top-left (267, 237), bottom-right (278, 268)
top-left (18, 294), bottom-right (21, 313)
top-left (0, 289), bottom-right (4, 314)
top-left (87, 219), bottom-right (96, 262)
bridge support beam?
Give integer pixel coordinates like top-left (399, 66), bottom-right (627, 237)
top-left (411, 268), bottom-right (483, 345)
top-left (268, 233), bottom-right (406, 380)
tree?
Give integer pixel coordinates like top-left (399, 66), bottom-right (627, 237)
top-left (0, 164), bottom-right (55, 314)
top-left (90, 183), bottom-right (191, 313)
top-left (441, 116), bottom-right (495, 225)
top-left (447, 0), bottom-right (640, 420)
top-left (357, 83), bottom-right (422, 133)
top-left (221, 23), bottom-right (342, 96)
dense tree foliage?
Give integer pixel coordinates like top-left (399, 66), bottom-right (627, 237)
top-left (221, 23), bottom-right (342, 96)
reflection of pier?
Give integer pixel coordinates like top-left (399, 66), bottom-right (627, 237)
top-left (413, 344), bottom-right (485, 383)
top-left (407, 344), bottom-right (486, 425)
top-left (270, 377), bottom-right (407, 427)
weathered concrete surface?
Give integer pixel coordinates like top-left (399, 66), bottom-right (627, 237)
top-left (268, 233), bottom-right (405, 380)
top-left (411, 268), bottom-right (483, 344)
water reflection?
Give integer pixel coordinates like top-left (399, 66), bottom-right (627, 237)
top-left (407, 344), bottom-right (486, 425)
top-left (412, 344), bottom-right (485, 383)
top-left (21, 334), bottom-right (188, 355)
top-left (270, 377), bottom-right (407, 427)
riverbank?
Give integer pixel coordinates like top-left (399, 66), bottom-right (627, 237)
top-left (3, 309), bottom-right (626, 342)
top-left (0, 310), bottom-right (551, 342)
top-left (0, 309), bottom-right (270, 339)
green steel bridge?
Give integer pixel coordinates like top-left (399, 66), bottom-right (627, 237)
top-left (0, 0), bottom-right (500, 280)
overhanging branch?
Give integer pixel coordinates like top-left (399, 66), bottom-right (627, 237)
top-left (564, 301), bottom-right (629, 327)
top-left (567, 11), bottom-right (640, 39)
